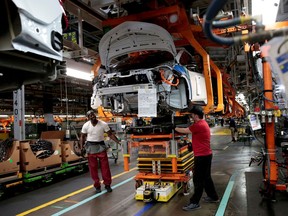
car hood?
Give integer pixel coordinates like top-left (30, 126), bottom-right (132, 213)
top-left (12, 0), bottom-right (63, 24)
top-left (99, 21), bottom-right (177, 69)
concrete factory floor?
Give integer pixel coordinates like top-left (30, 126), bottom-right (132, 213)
top-left (1, 125), bottom-right (287, 216)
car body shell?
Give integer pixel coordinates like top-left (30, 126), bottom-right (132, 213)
top-left (91, 21), bottom-right (207, 116)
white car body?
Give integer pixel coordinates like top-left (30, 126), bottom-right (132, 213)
top-left (0, 0), bottom-right (65, 91)
top-left (91, 21), bottom-right (207, 115)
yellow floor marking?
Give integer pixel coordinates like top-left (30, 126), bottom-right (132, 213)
top-left (16, 167), bottom-right (138, 216)
top-left (63, 200), bottom-right (78, 204)
top-left (211, 129), bottom-right (231, 135)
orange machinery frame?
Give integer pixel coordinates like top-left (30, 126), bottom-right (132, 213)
top-left (128, 133), bottom-right (191, 184)
top-left (246, 21), bottom-right (288, 196)
top-left (92, 2), bottom-right (288, 196)
top-left (89, 3), bottom-right (248, 182)
top-left (243, 21), bottom-right (288, 196)
top-left (100, 4), bottom-right (227, 114)
top-left (260, 47), bottom-right (286, 194)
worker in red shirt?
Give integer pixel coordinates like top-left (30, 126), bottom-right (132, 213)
top-left (175, 106), bottom-right (219, 211)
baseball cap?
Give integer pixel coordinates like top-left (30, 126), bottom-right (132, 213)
top-left (190, 106), bottom-right (204, 116)
top-left (86, 109), bottom-right (97, 117)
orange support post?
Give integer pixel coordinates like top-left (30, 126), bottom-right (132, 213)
top-left (261, 50), bottom-right (278, 186)
top-left (171, 6), bottom-right (214, 113)
top-left (123, 155), bottom-right (130, 171)
top-left (171, 157), bottom-right (177, 173)
top-left (210, 60), bottom-right (224, 112)
top-left (180, 30), bottom-right (214, 113)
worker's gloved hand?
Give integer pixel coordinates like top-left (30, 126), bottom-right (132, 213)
top-left (73, 141), bottom-right (86, 157)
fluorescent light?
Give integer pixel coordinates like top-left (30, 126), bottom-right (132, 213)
top-left (252, 0), bottom-right (280, 25)
top-left (66, 68), bottom-right (93, 81)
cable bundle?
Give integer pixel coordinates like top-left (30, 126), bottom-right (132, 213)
top-left (0, 138), bottom-right (14, 162)
top-left (30, 140), bottom-right (54, 159)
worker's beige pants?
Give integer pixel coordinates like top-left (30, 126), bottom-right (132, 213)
top-left (230, 127), bottom-right (237, 141)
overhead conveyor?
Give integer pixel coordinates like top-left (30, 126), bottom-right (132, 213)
top-left (101, 4), bottom-right (227, 115)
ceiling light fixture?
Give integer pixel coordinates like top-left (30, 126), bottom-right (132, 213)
top-left (252, 0), bottom-right (280, 25)
top-left (66, 68), bottom-right (92, 81)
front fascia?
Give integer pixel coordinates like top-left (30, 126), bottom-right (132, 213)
top-left (99, 21), bottom-right (177, 69)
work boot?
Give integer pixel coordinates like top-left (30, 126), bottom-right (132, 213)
top-left (182, 203), bottom-right (201, 211)
top-left (105, 185), bottom-right (113, 192)
top-left (203, 196), bottom-right (220, 203)
top-left (95, 186), bottom-right (101, 193)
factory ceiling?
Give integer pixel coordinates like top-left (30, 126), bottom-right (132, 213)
top-left (63, 0), bottom-right (240, 64)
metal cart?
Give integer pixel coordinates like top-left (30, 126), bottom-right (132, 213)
top-left (237, 123), bottom-right (254, 145)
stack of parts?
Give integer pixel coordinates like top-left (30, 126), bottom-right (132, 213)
top-left (137, 145), bottom-right (194, 173)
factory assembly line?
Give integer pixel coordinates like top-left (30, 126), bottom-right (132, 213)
top-left (1, 0), bottom-right (288, 215)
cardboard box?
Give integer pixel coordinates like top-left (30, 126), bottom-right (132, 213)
top-left (20, 139), bottom-right (62, 171)
top-left (40, 131), bottom-right (65, 140)
top-left (0, 141), bottom-right (20, 175)
top-left (61, 140), bottom-right (84, 162)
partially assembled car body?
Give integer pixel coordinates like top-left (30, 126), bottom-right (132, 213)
top-left (0, 0), bottom-right (65, 91)
top-left (91, 21), bottom-right (207, 116)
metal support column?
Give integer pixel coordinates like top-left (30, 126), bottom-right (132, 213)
top-left (78, 8), bottom-right (83, 49)
top-left (170, 112), bottom-right (178, 173)
top-left (122, 139), bottom-right (130, 171)
top-left (13, 85), bottom-right (25, 140)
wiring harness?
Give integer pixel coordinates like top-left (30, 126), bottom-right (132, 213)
top-left (30, 140), bottom-right (54, 159)
top-left (0, 138), bottom-right (14, 162)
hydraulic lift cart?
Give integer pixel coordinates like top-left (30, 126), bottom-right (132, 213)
top-left (125, 116), bottom-right (194, 202)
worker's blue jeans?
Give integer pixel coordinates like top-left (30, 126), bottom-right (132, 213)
top-left (88, 151), bottom-right (112, 188)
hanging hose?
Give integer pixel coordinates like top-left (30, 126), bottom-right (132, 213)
top-left (203, 0), bottom-right (234, 45)
top-left (213, 17), bottom-right (239, 28)
top-left (203, 0), bottom-right (288, 46)
top-left (0, 139), bottom-right (14, 162)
